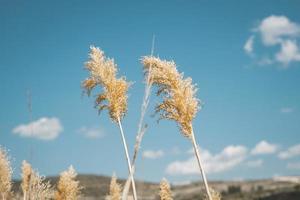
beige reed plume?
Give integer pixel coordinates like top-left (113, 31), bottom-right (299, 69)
top-left (21, 160), bottom-right (53, 200)
top-left (82, 46), bottom-right (137, 200)
top-left (0, 147), bottom-right (12, 200)
top-left (55, 166), bottom-right (81, 200)
top-left (159, 178), bottom-right (173, 200)
top-left (21, 160), bottom-right (32, 200)
top-left (106, 174), bottom-right (122, 200)
top-left (143, 57), bottom-right (212, 200)
top-left (83, 46), bottom-right (129, 122)
top-left (21, 161), bottom-right (54, 200)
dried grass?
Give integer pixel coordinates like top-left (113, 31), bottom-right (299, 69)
top-left (142, 56), bottom-right (199, 138)
top-left (106, 174), bottom-right (122, 200)
top-left (55, 166), bottom-right (81, 200)
top-left (82, 46), bottom-right (130, 122)
top-left (0, 147), bottom-right (12, 200)
top-left (159, 178), bottom-right (173, 200)
top-left (21, 160), bottom-right (53, 200)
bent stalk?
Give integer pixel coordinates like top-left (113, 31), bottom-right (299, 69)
top-left (122, 36), bottom-right (155, 200)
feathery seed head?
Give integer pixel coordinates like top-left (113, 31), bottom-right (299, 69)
top-left (0, 147), bottom-right (12, 198)
top-left (83, 46), bottom-right (130, 122)
top-left (142, 56), bottom-right (199, 138)
top-left (21, 160), bottom-right (32, 195)
top-left (159, 178), bottom-right (173, 200)
top-left (107, 174), bottom-right (121, 200)
top-left (21, 160), bottom-right (53, 199)
top-left (55, 166), bottom-right (81, 200)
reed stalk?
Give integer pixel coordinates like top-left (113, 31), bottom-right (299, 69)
top-left (143, 56), bottom-right (212, 199)
top-left (82, 46), bottom-right (137, 200)
top-left (122, 36), bottom-right (155, 200)
top-left (191, 127), bottom-right (212, 200)
top-left (117, 118), bottom-right (137, 200)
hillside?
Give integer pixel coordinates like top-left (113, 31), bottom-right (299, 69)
top-left (12, 174), bottom-right (300, 200)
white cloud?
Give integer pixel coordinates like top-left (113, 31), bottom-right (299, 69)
top-left (143, 150), bottom-right (164, 159)
top-left (12, 117), bottom-right (63, 140)
top-left (78, 126), bottom-right (105, 139)
top-left (278, 144), bottom-right (300, 159)
top-left (251, 140), bottom-right (279, 155)
top-left (258, 15), bottom-right (300, 46)
top-left (287, 162), bottom-right (300, 170)
top-left (244, 35), bottom-right (255, 54)
top-left (166, 145), bottom-right (247, 175)
top-left (247, 159), bottom-right (263, 168)
top-left (280, 107), bottom-right (294, 114)
top-left (245, 15), bottom-right (300, 67)
top-left (276, 40), bottom-right (300, 66)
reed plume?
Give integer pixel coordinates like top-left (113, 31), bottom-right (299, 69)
top-left (55, 166), bottom-right (81, 200)
top-left (0, 147), bottom-right (12, 200)
top-left (21, 160), bottom-right (53, 200)
top-left (83, 46), bottom-right (129, 122)
top-left (143, 57), bottom-right (212, 200)
top-left (159, 178), bottom-right (173, 200)
top-left (142, 56), bottom-right (198, 137)
top-left (106, 174), bottom-right (121, 200)
top-left (82, 46), bottom-right (137, 200)
top-left (21, 160), bottom-right (32, 200)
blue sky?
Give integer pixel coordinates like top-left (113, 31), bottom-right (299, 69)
top-left (0, 0), bottom-right (300, 183)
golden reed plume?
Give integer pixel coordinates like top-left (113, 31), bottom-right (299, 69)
top-left (82, 46), bottom-right (130, 122)
top-left (106, 174), bottom-right (122, 200)
top-left (0, 147), bottom-right (12, 200)
top-left (142, 56), bottom-right (199, 138)
top-left (143, 57), bottom-right (213, 200)
top-left (55, 166), bottom-right (81, 200)
top-left (159, 178), bottom-right (173, 200)
top-left (82, 46), bottom-right (137, 200)
top-left (21, 160), bottom-right (53, 200)
top-left (21, 160), bottom-right (32, 200)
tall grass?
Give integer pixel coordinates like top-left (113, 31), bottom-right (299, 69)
top-left (106, 174), bottom-right (122, 200)
top-left (0, 43), bottom-right (216, 200)
top-left (82, 46), bottom-right (137, 200)
top-left (21, 160), bottom-right (53, 200)
top-left (55, 166), bottom-right (81, 200)
top-left (0, 147), bottom-right (12, 200)
top-left (142, 57), bottom-right (212, 199)
top-left (159, 178), bottom-right (173, 200)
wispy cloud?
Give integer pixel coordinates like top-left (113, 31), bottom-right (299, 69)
top-left (12, 117), bottom-right (63, 140)
top-left (143, 150), bottom-right (164, 159)
top-left (245, 15), bottom-right (300, 67)
top-left (278, 144), bottom-right (300, 159)
top-left (78, 126), bottom-right (105, 139)
top-left (280, 107), bottom-right (294, 114)
top-left (166, 145), bottom-right (248, 175)
top-left (244, 35), bottom-right (255, 55)
top-left (251, 140), bottom-right (279, 155)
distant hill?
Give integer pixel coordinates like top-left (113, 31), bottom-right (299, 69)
top-left (12, 174), bottom-right (300, 200)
